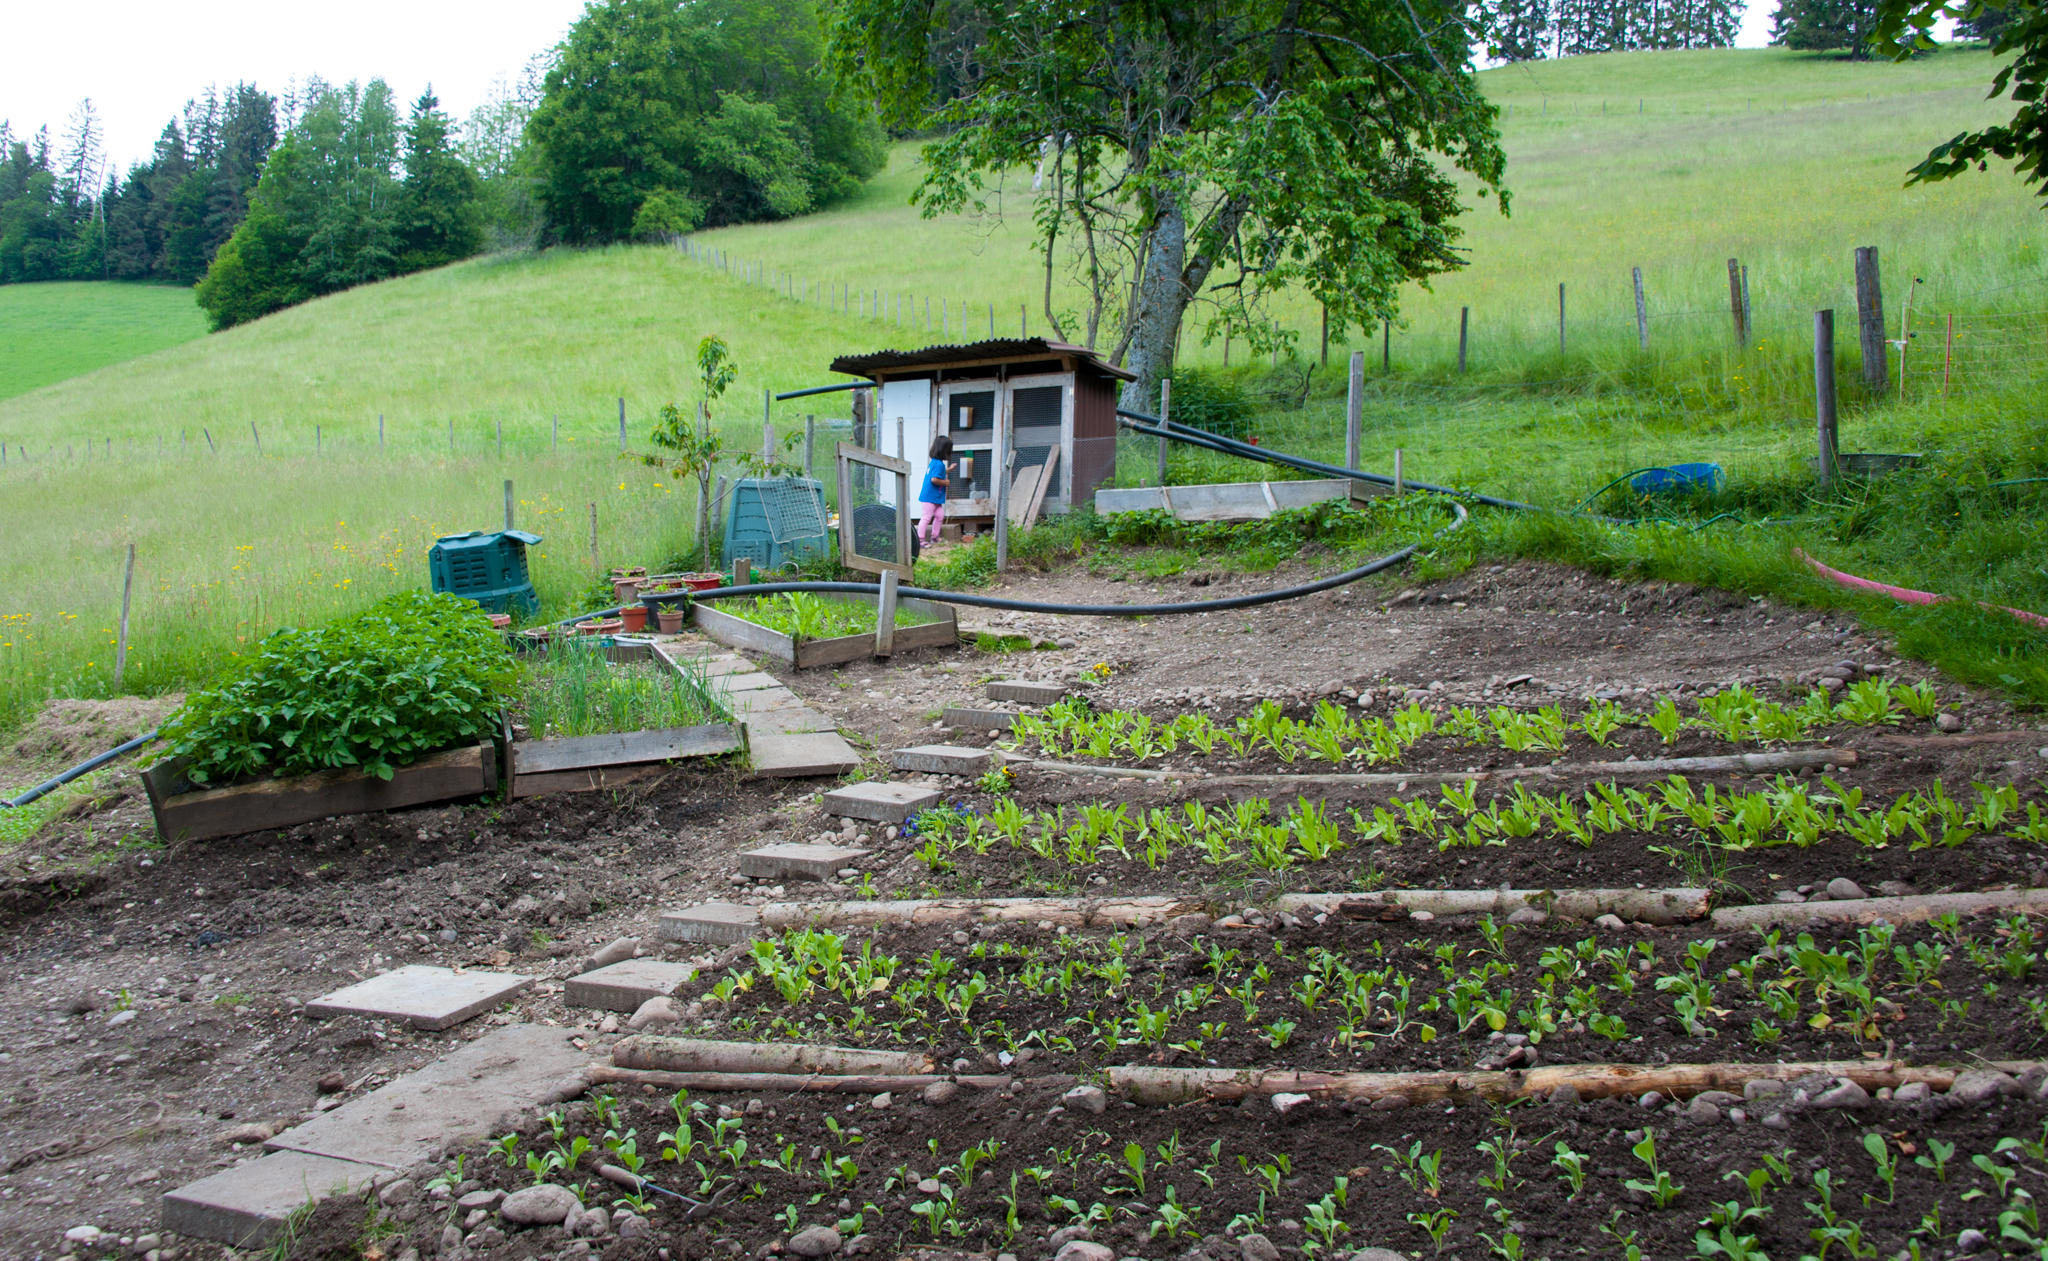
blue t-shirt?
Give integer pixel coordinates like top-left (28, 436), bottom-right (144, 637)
top-left (919, 457), bottom-right (948, 504)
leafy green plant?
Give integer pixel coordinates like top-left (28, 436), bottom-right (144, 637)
top-left (1626, 1130), bottom-right (1684, 1209)
top-left (522, 635), bottom-right (727, 738)
top-left (161, 591), bottom-right (515, 783)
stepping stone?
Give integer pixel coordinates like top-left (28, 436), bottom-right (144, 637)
top-left (891, 744), bottom-right (994, 775)
top-left (265, 1024), bottom-right (587, 1169)
top-left (162, 1150), bottom-right (380, 1248)
top-left (823, 781), bottom-right (942, 823)
top-left (740, 841), bottom-right (870, 881)
top-left (715, 672), bottom-right (784, 694)
top-left (565, 959), bottom-right (699, 1012)
top-left (745, 706), bottom-right (836, 736)
top-left (730, 688), bottom-right (805, 715)
top-left (659, 902), bottom-right (762, 944)
top-left (944, 706), bottom-right (1019, 732)
top-left (749, 731), bottom-right (860, 778)
top-left (303, 964), bottom-right (533, 1031)
top-left (986, 680), bottom-right (1067, 705)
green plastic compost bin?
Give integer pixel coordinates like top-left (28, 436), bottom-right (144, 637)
top-left (721, 476), bottom-right (830, 570)
top-left (428, 529), bottom-right (542, 615)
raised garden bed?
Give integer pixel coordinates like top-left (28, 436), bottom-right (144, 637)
top-left (507, 634), bottom-right (741, 797)
top-left (140, 742), bottom-right (498, 842)
top-left (692, 591), bottom-right (957, 668)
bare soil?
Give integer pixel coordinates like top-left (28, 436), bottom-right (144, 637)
top-left (0, 559), bottom-right (2040, 1259)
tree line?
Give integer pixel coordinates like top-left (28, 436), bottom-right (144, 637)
top-left (1, 0), bottom-right (883, 328)
top-left (1478, 0), bottom-right (1745, 61)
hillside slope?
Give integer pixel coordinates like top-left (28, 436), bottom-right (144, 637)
top-left (0, 283), bottom-right (207, 402)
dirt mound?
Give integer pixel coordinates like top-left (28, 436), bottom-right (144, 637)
top-left (4, 694), bottom-right (180, 779)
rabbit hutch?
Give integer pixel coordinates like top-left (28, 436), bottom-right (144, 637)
top-left (829, 338), bottom-right (1136, 533)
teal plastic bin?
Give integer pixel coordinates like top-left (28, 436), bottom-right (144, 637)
top-left (721, 477), bottom-right (830, 570)
top-left (428, 529), bottom-right (541, 615)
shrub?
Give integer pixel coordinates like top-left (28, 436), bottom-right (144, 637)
top-left (161, 591), bottom-right (515, 785)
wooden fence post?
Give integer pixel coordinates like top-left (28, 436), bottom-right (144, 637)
top-left (251, 421), bottom-right (262, 456)
top-left (378, 413), bottom-right (384, 450)
top-left (1345, 350), bottom-right (1364, 472)
top-left (1393, 448), bottom-right (1405, 496)
top-left (1943, 314), bottom-right (1954, 396)
top-left (1633, 266), bottom-right (1649, 350)
top-left (590, 503), bottom-right (600, 569)
top-left (114, 543), bottom-right (135, 691)
top-left (618, 397), bottom-right (627, 451)
top-left (448, 418), bottom-right (454, 453)
top-left (1457, 307), bottom-right (1469, 373)
top-left (1320, 304), bottom-right (1329, 367)
top-left (804, 416), bottom-right (816, 479)
top-left (552, 414), bottom-right (559, 452)
top-left (1855, 246), bottom-right (1887, 392)
top-left (497, 418), bottom-right (503, 458)
top-left (315, 424), bottom-right (321, 456)
top-left (1558, 283), bottom-right (1567, 355)
top-left (203, 427), bottom-right (215, 453)
top-left (1815, 309), bottom-right (1839, 487)
top-left (504, 480), bottom-right (515, 531)
top-left (1728, 259), bottom-right (1746, 347)
top-left (1382, 319), bottom-right (1390, 372)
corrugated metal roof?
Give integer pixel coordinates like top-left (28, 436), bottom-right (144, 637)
top-left (828, 337), bottom-right (1137, 382)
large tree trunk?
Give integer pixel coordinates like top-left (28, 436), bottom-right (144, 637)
top-left (1119, 185), bottom-right (1191, 411)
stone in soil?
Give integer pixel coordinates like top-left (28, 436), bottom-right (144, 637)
top-left (739, 841), bottom-right (871, 881)
top-left (501, 1183), bottom-right (582, 1225)
top-left (658, 901), bottom-right (761, 944)
top-left (742, 706), bottom-right (837, 736)
top-left (985, 680), bottom-right (1067, 705)
top-left (748, 731), bottom-right (861, 778)
top-left (942, 706), bottom-right (1019, 732)
top-left (265, 1024), bottom-right (587, 1169)
top-left (890, 744), bottom-right (995, 775)
top-left (564, 959), bottom-right (699, 1012)
top-left (161, 1150), bottom-right (381, 1248)
top-left (789, 1224), bottom-right (843, 1257)
top-left (821, 781), bottom-right (943, 824)
top-left (302, 964), bottom-right (534, 1032)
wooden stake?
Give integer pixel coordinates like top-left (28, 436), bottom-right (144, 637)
top-left (1156, 378), bottom-right (1171, 486)
top-left (1558, 282), bottom-right (1567, 354)
top-left (114, 543), bottom-right (135, 691)
top-left (1319, 303), bottom-right (1328, 367)
top-left (496, 418), bottom-right (503, 458)
top-left (875, 569), bottom-right (899, 656)
top-left (589, 503), bottom-right (599, 569)
top-left (1381, 318), bottom-right (1390, 372)
top-left (315, 424), bottom-right (321, 455)
top-left (1943, 313), bottom-right (1954, 396)
top-left (1815, 309), bottom-right (1839, 487)
top-left (203, 427), bottom-right (215, 453)
top-left (1632, 266), bottom-right (1649, 350)
top-left (250, 421), bottom-right (261, 456)
top-left (504, 480), bottom-right (515, 531)
top-left (618, 397), bottom-right (627, 451)
top-left (804, 416), bottom-right (816, 479)
top-left (1393, 448), bottom-right (1404, 495)
top-left (378, 413), bottom-right (384, 450)
top-left (1457, 307), bottom-right (1469, 372)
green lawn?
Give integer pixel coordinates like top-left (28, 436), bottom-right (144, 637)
top-left (0, 283), bottom-right (207, 403)
top-left (0, 45), bottom-right (2044, 735)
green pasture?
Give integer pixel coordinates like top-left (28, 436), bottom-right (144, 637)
top-left (0, 283), bottom-right (207, 402)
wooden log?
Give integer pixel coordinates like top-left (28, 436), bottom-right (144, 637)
top-left (760, 895), bottom-right (1205, 930)
top-left (1276, 887), bottom-right (1708, 926)
top-left (613, 1036), bottom-right (933, 1076)
top-left (511, 723), bottom-right (742, 776)
top-left (143, 743), bottom-right (494, 843)
top-left (1108, 1059), bottom-right (2045, 1106)
top-left (1711, 888), bottom-right (2048, 931)
top-left (588, 1066), bottom-right (1027, 1094)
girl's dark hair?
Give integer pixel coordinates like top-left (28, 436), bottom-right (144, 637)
top-left (929, 433), bottom-right (954, 459)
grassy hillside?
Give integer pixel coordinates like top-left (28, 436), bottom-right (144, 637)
top-left (0, 46), bottom-right (2044, 734)
top-left (0, 283), bottom-right (207, 402)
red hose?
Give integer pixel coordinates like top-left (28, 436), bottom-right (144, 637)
top-left (1794, 548), bottom-right (2048, 631)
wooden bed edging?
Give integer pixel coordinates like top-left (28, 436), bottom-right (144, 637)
top-left (507, 722), bottom-right (743, 799)
top-left (1276, 888), bottom-right (1709, 926)
top-left (1107, 1059), bottom-right (2046, 1105)
top-left (690, 594), bottom-right (957, 669)
top-left (1711, 888), bottom-right (2048, 930)
top-left (139, 743), bottom-right (497, 843)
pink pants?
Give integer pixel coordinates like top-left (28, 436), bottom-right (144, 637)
top-left (918, 500), bottom-right (946, 543)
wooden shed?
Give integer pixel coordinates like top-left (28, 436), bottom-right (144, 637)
top-left (829, 338), bottom-right (1136, 523)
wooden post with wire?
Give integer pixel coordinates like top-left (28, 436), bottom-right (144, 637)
top-left (618, 398), bottom-right (627, 452)
top-left (114, 543), bottom-right (135, 692)
top-left (1727, 259), bottom-right (1747, 347)
top-left (1457, 307), bottom-right (1469, 372)
top-left (1855, 246), bottom-right (1887, 393)
top-left (1156, 378), bottom-right (1171, 486)
top-left (1633, 267), bottom-right (1649, 350)
top-left (1814, 309), bottom-right (1839, 487)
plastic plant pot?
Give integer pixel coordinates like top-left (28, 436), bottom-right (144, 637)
top-left (680, 572), bottom-right (725, 592)
top-left (657, 608), bottom-right (686, 634)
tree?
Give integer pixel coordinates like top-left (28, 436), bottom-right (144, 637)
top-left (1480, 0), bottom-right (1554, 60)
top-left (397, 89), bottom-right (483, 270)
top-left (527, 0), bottom-right (886, 243)
top-left (1875, 0), bottom-right (2048, 197)
top-left (1772, 0), bottom-right (1883, 55)
top-left (821, 0), bottom-right (1508, 406)
top-left (642, 336), bottom-right (739, 568)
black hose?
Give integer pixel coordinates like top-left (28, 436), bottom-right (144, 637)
top-left (0, 728), bottom-right (159, 809)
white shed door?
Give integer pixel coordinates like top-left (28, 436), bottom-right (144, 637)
top-left (876, 380), bottom-right (935, 507)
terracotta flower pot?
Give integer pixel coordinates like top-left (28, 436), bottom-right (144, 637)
top-left (610, 566), bottom-right (647, 581)
top-left (487, 612), bottom-right (512, 630)
top-left (657, 608), bottom-right (686, 633)
top-left (681, 572), bottom-right (725, 592)
top-left (620, 605), bottom-right (648, 633)
top-left (576, 617), bottom-right (624, 636)
top-left (612, 579), bottom-right (643, 604)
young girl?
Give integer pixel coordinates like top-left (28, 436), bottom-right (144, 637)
top-left (918, 434), bottom-right (953, 546)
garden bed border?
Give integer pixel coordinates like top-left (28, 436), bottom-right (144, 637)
top-left (690, 593), bottom-right (958, 668)
top-left (139, 742), bottom-right (498, 842)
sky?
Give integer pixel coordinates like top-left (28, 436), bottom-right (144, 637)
top-left (7, 0), bottom-right (1786, 174)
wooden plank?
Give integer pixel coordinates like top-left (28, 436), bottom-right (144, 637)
top-left (510, 764), bottom-right (667, 799)
top-left (1018, 447), bottom-right (1059, 529)
top-left (875, 570), bottom-right (899, 656)
top-left (792, 633), bottom-right (875, 670)
top-left (891, 619), bottom-right (959, 653)
top-left (150, 744), bottom-right (492, 843)
top-left (510, 724), bottom-right (743, 776)
top-left (690, 603), bottom-right (797, 663)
